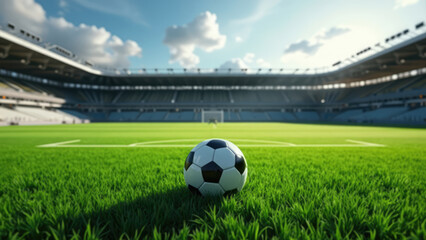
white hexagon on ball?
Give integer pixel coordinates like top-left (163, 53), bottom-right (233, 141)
top-left (183, 164), bottom-right (204, 188)
top-left (193, 145), bottom-right (214, 167)
top-left (213, 148), bottom-right (235, 170)
top-left (184, 139), bottom-right (248, 197)
top-left (219, 168), bottom-right (242, 191)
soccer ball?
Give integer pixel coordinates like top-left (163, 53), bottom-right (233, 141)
top-left (183, 139), bottom-right (248, 196)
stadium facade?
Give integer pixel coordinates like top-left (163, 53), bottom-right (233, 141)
top-left (0, 22), bottom-right (425, 125)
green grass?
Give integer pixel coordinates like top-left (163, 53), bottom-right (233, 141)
top-left (0, 123), bottom-right (425, 239)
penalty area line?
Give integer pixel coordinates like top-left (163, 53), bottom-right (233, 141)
top-left (37, 139), bottom-right (386, 148)
top-left (346, 139), bottom-right (385, 147)
top-left (38, 139), bottom-right (81, 147)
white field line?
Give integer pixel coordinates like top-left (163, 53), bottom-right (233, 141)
top-left (37, 139), bottom-right (385, 148)
top-left (130, 139), bottom-right (295, 147)
top-left (231, 139), bottom-right (296, 146)
top-left (129, 139), bottom-right (205, 146)
top-left (346, 139), bottom-right (385, 147)
top-left (38, 139), bottom-right (81, 147)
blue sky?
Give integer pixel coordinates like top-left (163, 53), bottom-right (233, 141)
top-left (0, 0), bottom-right (425, 70)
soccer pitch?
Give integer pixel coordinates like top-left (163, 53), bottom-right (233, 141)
top-left (0, 123), bottom-right (425, 239)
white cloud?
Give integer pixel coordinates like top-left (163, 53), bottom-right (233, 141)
top-left (284, 40), bottom-right (323, 55)
top-left (46, 18), bottom-right (142, 67)
top-left (235, 36), bottom-right (243, 43)
top-left (281, 25), bottom-right (379, 68)
top-left (394, 0), bottom-right (419, 9)
top-left (283, 26), bottom-right (350, 56)
top-left (219, 58), bottom-right (248, 70)
top-left (0, 0), bottom-right (46, 33)
top-left (0, 0), bottom-right (142, 68)
top-left (231, 0), bottom-right (281, 25)
top-left (163, 11), bottom-right (226, 68)
top-left (256, 58), bottom-right (271, 68)
top-left (317, 26), bottom-right (351, 40)
top-left (243, 53), bottom-right (255, 63)
top-left (219, 53), bottom-right (271, 71)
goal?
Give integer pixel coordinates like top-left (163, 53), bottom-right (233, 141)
top-left (201, 110), bottom-right (224, 123)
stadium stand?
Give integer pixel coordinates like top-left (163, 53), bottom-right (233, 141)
top-left (347, 107), bottom-right (408, 123)
top-left (224, 111), bottom-right (241, 121)
top-left (1, 73), bottom-right (425, 124)
top-left (232, 91), bottom-right (258, 103)
top-left (267, 111), bottom-right (297, 121)
top-left (239, 111), bottom-right (270, 121)
top-left (333, 109), bottom-right (364, 122)
top-left (61, 109), bottom-right (89, 120)
top-left (138, 111), bottom-right (167, 121)
top-left (0, 106), bottom-right (37, 122)
top-left (293, 111), bottom-right (320, 121)
top-left (165, 111), bottom-right (195, 121)
top-left (392, 107), bottom-right (426, 123)
top-left (108, 111), bottom-right (140, 121)
top-left (0, 22), bottom-right (425, 125)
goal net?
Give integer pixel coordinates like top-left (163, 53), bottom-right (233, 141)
top-left (201, 110), bottom-right (224, 123)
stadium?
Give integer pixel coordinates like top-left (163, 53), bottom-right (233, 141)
top-left (0, 0), bottom-right (425, 239)
top-left (0, 21), bottom-right (426, 124)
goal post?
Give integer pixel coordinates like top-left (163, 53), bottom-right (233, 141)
top-left (201, 110), bottom-right (224, 123)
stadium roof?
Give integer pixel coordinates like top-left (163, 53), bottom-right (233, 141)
top-left (0, 25), bottom-right (425, 86)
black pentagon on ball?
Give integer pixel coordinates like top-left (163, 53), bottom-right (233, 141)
top-left (206, 139), bottom-right (227, 149)
top-left (235, 155), bottom-right (246, 174)
top-left (185, 151), bottom-right (194, 170)
top-left (201, 161), bottom-right (223, 183)
top-left (188, 184), bottom-right (201, 196)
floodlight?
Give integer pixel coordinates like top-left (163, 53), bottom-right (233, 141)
top-left (415, 22), bottom-right (424, 29)
top-left (332, 61), bottom-right (341, 67)
top-left (7, 23), bottom-right (15, 30)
